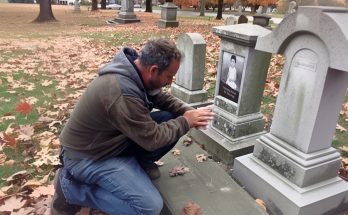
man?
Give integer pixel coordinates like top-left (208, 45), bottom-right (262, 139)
top-left (51, 39), bottom-right (214, 215)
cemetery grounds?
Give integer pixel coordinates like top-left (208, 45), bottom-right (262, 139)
top-left (0, 3), bottom-right (347, 214)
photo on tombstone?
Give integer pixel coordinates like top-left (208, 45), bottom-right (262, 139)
top-left (218, 52), bottom-right (245, 103)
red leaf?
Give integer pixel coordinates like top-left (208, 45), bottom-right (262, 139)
top-left (3, 133), bottom-right (16, 148)
top-left (15, 101), bottom-right (32, 115)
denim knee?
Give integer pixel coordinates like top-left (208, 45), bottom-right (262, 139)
top-left (131, 190), bottom-right (163, 215)
top-left (142, 193), bottom-right (163, 215)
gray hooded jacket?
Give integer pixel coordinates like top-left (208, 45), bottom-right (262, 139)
top-left (59, 48), bottom-right (192, 160)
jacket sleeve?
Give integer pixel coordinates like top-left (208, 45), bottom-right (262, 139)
top-left (152, 91), bottom-right (194, 117)
top-left (108, 95), bottom-right (190, 151)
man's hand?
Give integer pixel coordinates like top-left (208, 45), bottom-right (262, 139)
top-left (183, 106), bottom-right (215, 128)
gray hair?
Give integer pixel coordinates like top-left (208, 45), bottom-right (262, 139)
top-left (139, 39), bottom-right (182, 73)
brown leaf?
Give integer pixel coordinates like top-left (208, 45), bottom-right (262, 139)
top-left (30, 184), bottom-right (54, 198)
top-left (0, 196), bottom-right (27, 212)
top-left (181, 201), bottom-right (203, 215)
top-left (169, 166), bottom-right (189, 177)
top-left (2, 133), bottom-right (16, 148)
top-left (6, 170), bottom-right (28, 185)
top-left (154, 160), bottom-right (164, 167)
top-left (183, 137), bottom-right (193, 147)
top-left (0, 153), bottom-right (7, 165)
top-left (195, 154), bottom-right (207, 162)
top-left (15, 101), bottom-right (32, 115)
top-left (255, 199), bottom-right (267, 210)
top-left (336, 124), bottom-right (347, 132)
top-left (342, 158), bottom-right (348, 166)
top-left (4, 160), bottom-right (15, 166)
top-left (340, 146), bottom-right (348, 152)
top-left (171, 148), bottom-right (181, 156)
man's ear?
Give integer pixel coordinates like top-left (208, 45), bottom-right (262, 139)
top-left (149, 65), bottom-right (159, 76)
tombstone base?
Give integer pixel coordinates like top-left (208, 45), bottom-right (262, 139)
top-left (190, 128), bottom-right (264, 165)
top-left (114, 18), bottom-right (140, 24)
top-left (114, 12), bottom-right (140, 24)
top-left (233, 154), bottom-right (348, 215)
top-left (157, 20), bottom-right (179, 28)
top-left (253, 134), bottom-right (341, 188)
top-left (171, 83), bottom-right (209, 106)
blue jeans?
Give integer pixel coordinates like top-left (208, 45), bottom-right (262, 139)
top-left (59, 111), bottom-right (175, 215)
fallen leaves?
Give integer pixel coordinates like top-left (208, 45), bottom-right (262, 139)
top-left (336, 124), bottom-right (348, 132)
top-left (169, 166), bottom-right (190, 177)
top-left (1, 133), bottom-right (16, 148)
top-left (154, 160), bottom-right (164, 167)
top-left (171, 148), bottom-right (181, 156)
top-left (181, 201), bottom-right (203, 215)
top-left (255, 199), bottom-right (267, 210)
top-left (183, 137), bottom-right (193, 147)
top-left (0, 196), bottom-right (27, 212)
top-left (195, 154), bottom-right (207, 162)
top-left (339, 157), bottom-right (348, 181)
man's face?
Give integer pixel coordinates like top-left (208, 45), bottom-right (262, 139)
top-left (148, 59), bottom-right (180, 90)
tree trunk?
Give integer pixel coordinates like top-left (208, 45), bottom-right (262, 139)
top-left (101, 0), bottom-right (106, 9)
top-left (145, 0), bottom-right (152, 12)
top-left (33, 0), bottom-right (56, 22)
top-left (91, 0), bottom-right (98, 10)
top-left (216, 0), bottom-right (223, 20)
top-left (199, 0), bottom-right (205, 16)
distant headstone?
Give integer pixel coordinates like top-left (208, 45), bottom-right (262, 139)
top-left (286, 1), bottom-right (297, 15)
top-left (73, 0), bottom-right (80, 12)
top-left (237, 15), bottom-right (248, 24)
top-left (234, 6), bottom-right (348, 215)
top-left (171, 33), bottom-right (209, 107)
top-left (225, 16), bottom-right (238, 25)
top-left (114, 0), bottom-right (140, 24)
top-left (237, 5), bottom-right (243, 13)
top-left (253, 15), bottom-right (272, 30)
top-left (256, 6), bottom-right (263, 14)
top-left (157, 2), bottom-right (179, 28)
top-left (190, 24), bottom-right (272, 165)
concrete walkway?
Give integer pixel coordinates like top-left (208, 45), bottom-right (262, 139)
top-left (152, 134), bottom-right (269, 215)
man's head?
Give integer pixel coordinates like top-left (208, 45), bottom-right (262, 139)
top-left (135, 39), bottom-right (182, 91)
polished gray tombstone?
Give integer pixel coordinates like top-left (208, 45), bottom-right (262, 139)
top-left (233, 6), bottom-right (348, 215)
top-left (171, 33), bottom-right (210, 107)
top-left (190, 24), bottom-right (272, 165)
top-left (157, 2), bottom-right (179, 28)
top-left (115, 0), bottom-right (140, 24)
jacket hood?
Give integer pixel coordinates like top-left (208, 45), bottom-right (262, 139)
top-left (99, 48), bottom-right (144, 91)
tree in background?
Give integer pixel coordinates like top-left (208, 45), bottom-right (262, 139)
top-left (33, 0), bottom-right (56, 22)
top-left (146, 0), bottom-right (153, 12)
top-left (101, 0), bottom-right (106, 9)
top-left (92, 0), bottom-right (98, 10)
top-left (200, 0), bottom-right (206, 15)
top-left (216, 0), bottom-right (223, 19)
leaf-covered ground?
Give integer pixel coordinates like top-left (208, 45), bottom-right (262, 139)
top-left (0, 3), bottom-right (347, 215)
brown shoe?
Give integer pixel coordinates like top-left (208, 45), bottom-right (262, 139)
top-left (140, 162), bottom-right (161, 180)
top-left (50, 169), bottom-right (81, 215)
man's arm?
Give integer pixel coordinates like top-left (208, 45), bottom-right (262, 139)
top-left (151, 90), bottom-right (194, 116)
top-left (108, 96), bottom-right (190, 151)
